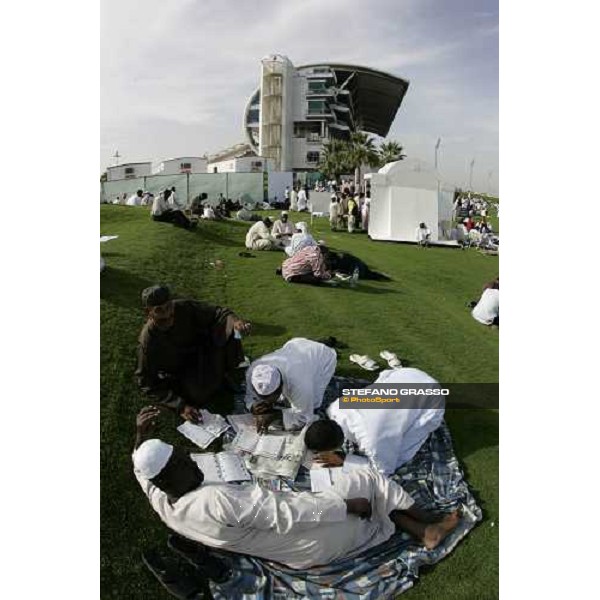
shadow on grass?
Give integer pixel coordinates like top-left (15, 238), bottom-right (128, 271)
top-left (101, 267), bottom-right (156, 309)
top-left (349, 284), bottom-right (400, 295)
top-left (249, 322), bottom-right (288, 337)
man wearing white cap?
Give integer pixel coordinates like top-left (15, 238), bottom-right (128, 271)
top-left (244, 338), bottom-right (337, 432)
top-left (132, 406), bottom-right (460, 569)
top-left (271, 211), bottom-right (294, 239)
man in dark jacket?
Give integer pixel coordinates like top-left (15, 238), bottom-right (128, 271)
top-left (135, 285), bottom-right (251, 422)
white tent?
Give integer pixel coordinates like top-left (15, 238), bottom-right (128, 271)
top-left (366, 159), bottom-right (457, 244)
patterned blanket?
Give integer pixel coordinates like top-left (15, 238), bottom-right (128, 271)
top-left (203, 376), bottom-right (482, 599)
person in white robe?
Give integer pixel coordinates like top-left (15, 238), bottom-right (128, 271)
top-left (126, 189), bottom-right (143, 206)
top-left (271, 212), bottom-right (295, 239)
top-left (297, 188), bottom-right (308, 212)
top-left (201, 205), bottom-right (216, 220)
top-left (289, 188), bottom-right (298, 211)
top-left (141, 191), bottom-right (153, 206)
top-left (245, 218), bottom-right (277, 251)
top-left (329, 195), bottom-right (340, 230)
top-left (132, 407), bottom-right (460, 569)
top-left (415, 223), bottom-right (431, 247)
top-left (245, 338), bottom-right (337, 431)
top-left (471, 288), bottom-right (499, 326)
top-left (306, 368), bottom-right (445, 476)
top-left (284, 222), bottom-right (316, 257)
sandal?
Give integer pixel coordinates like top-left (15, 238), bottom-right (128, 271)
top-left (142, 548), bottom-right (209, 599)
top-left (379, 350), bottom-right (402, 368)
top-left (349, 354), bottom-right (380, 371)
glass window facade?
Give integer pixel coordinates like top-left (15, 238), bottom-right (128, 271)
top-left (307, 100), bottom-right (327, 114)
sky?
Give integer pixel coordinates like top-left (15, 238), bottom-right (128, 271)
top-left (101, 0), bottom-right (498, 193)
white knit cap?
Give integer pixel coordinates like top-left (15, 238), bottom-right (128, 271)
top-left (251, 364), bottom-right (282, 396)
top-left (133, 439), bottom-right (174, 479)
top-left (296, 222), bottom-right (308, 234)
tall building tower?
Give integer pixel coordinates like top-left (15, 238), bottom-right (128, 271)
top-left (258, 55), bottom-right (294, 171)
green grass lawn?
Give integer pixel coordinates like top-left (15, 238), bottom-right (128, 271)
top-left (101, 205), bottom-right (498, 599)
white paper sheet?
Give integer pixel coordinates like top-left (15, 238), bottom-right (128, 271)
top-left (309, 468), bottom-right (333, 492)
top-left (232, 428), bottom-right (260, 453)
top-left (191, 454), bottom-right (222, 483)
top-left (178, 422), bottom-right (217, 449)
top-left (254, 435), bottom-right (285, 459)
top-left (226, 413), bottom-right (256, 433)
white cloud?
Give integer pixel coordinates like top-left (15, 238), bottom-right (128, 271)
top-left (101, 0), bottom-right (498, 193)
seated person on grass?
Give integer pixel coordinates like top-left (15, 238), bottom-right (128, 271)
top-left (135, 285), bottom-right (251, 423)
top-left (323, 246), bottom-right (391, 281)
top-left (133, 406), bottom-right (461, 570)
top-left (245, 217), bottom-right (279, 251)
top-left (280, 244), bottom-right (333, 285)
top-left (151, 189), bottom-right (195, 229)
top-left (244, 338), bottom-right (337, 432)
top-left (305, 368), bottom-right (445, 475)
top-left (271, 211), bottom-right (295, 240)
top-left (284, 222), bottom-right (317, 257)
top-left (236, 205), bottom-right (260, 222)
top-left (471, 286), bottom-right (499, 326)
top-left (415, 222), bottom-right (431, 247)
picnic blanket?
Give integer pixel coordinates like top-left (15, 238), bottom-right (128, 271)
top-left (203, 376), bottom-right (482, 599)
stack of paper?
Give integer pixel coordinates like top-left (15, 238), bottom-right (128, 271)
top-left (177, 410), bottom-right (230, 449)
top-left (309, 466), bottom-right (347, 492)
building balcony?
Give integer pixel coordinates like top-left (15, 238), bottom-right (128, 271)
top-left (306, 88), bottom-right (334, 97)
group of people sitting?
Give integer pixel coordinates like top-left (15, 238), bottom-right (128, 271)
top-left (133, 285), bottom-right (460, 575)
top-left (243, 213), bottom-right (390, 286)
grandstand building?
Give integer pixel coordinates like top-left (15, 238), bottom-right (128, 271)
top-left (242, 54), bottom-right (409, 172)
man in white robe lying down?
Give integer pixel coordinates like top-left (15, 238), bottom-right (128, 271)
top-left (305, 368), bottom-right (445, 476)
top-left (133, 407), bottom-right (460, 570)
top-left (244, 338), bottom-right (337, 432)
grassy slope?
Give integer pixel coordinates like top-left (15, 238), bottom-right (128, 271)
top-left (100, 205), bottom-right (498, 599)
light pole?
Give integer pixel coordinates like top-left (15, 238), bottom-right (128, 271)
top-left (112, 150), bottom-right (121, 166)
top-left (469, 158), bottom-right (475, 192)
top-left (434, 137), bottom-right (441, 169)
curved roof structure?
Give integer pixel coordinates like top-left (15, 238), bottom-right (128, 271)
top-left (298, 63), bottom-right (409, 137)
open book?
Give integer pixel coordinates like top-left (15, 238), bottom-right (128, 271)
top-left (191, 451), bottom-right (252, 484)
top-left (226, 413), bottom-right (256, 433)
top-left (177, 411), bottom-right (230, 449)
top-left (309, 466), bottom-right (348, 492)
top-left (232, 429), bottom-right (285, 459)
top-left (243, 429), bottom-right (308, 480)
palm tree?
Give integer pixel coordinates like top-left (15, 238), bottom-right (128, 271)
top-left (318, 139), bottom-right (352, 181)
top-left (378, 140), bottom-right (406, 166)
top-left (348, 132), bottom-right (380, 190)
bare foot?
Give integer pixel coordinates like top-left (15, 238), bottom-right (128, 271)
top-left (423, 511), bottom-right (461, 550)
